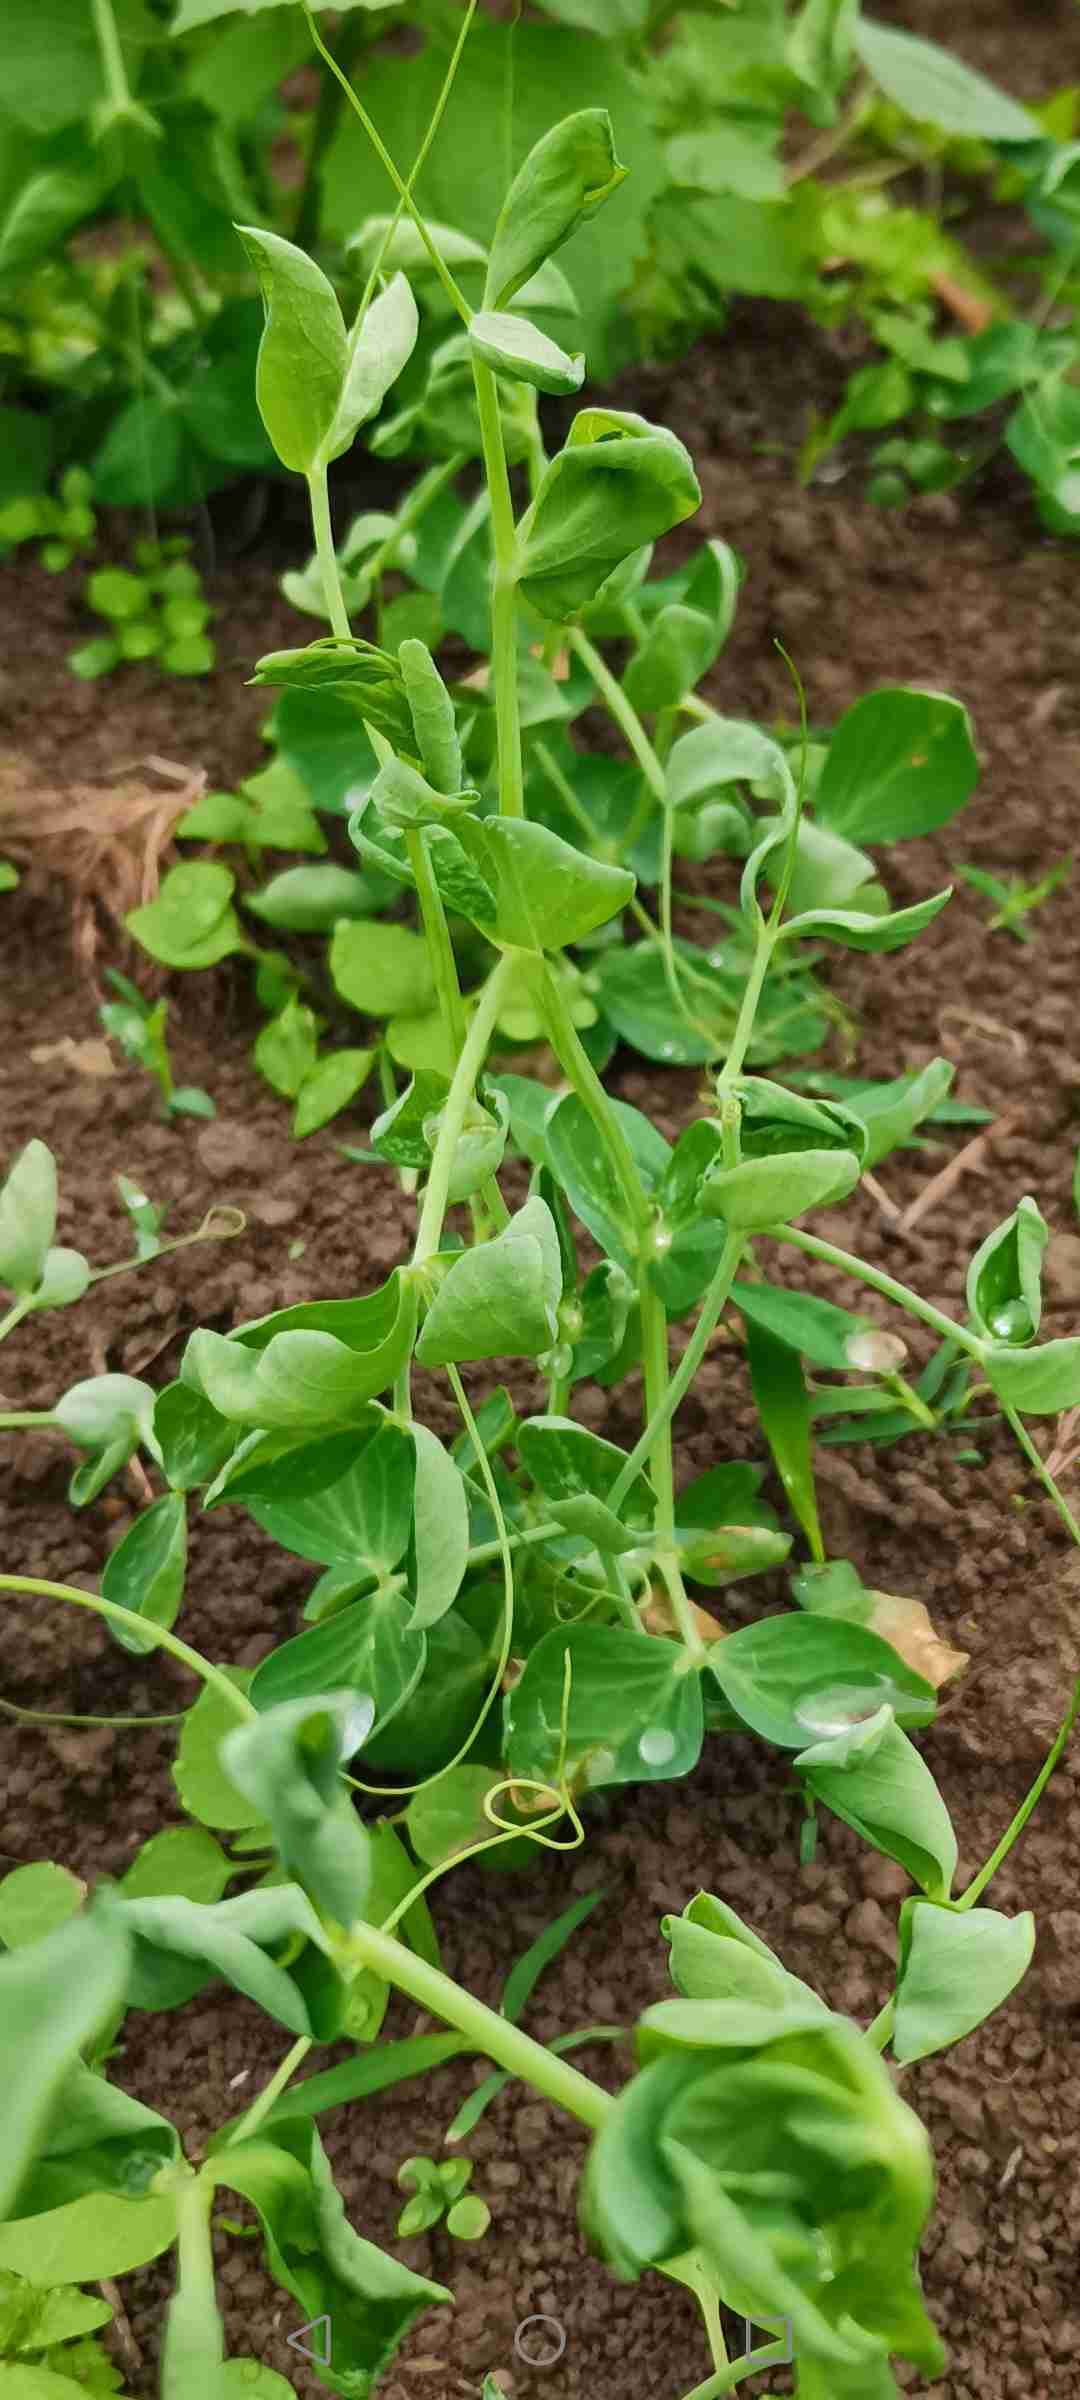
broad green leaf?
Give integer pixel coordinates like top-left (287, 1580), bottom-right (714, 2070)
top-left (294, 1050), bottom-right (374, 1138)
top-left (54, 1374), bottom-right (159, 1506)
top-left (255, 639), bottom-right (413, 753)
top-left (181, 1280), bottom-right (417, 1431)
top-left (506, 1624), bottom-right (704, 1792)
top-left (855, 19), bottom-right (1040, 141)
top-left (415, 1196), bottom-right (562, 1367)
top-left (983, 1337), bottom-right (1080, 1415)
top-left (410, 1427), bottom-right (470, 1630)
top-left (449, 816), bottom-right (633, 948)
top-left (663, 1892), bottom-right (824, 2012)
top-left (234, 1424), bottom-right (414, 1570)
top-left (101, 1492), bottom-right (187, 1658)
top-left (0, 1141), bottom-right (56, 1296)
top-left (0, 2193), bottom-right (177, 2287)
top-left (710, 1611), bottom-right (935, 1750)
top-left (734, 1281), bottom-right (903, 1376)
top-left (674, 1463), bottom-right (791, 1589)
top-left (892, 1900), bottom-right (1035, 2063)
top-left (801, 1719), bottom-right (957, 1899)
top-left (172, 1671), bottom-right (262, 1832)
top-left (406, 1766), bottom-right (508, 1869)
top-left (842, 1057), bottom-right (955, 1170)
top-left (623, 605), bottom-right (717, 716)
top-left (209, 2127), bottom-right (448, 2394)
top-left (469, 311), bottom-right (583, 395)
top-left (780, 889), bottom-right (952, 953)
top-left (122, 1826), bottom-right (231, 1905)
top-left (222, 1699), bottom-right (373, 1927)
top-left (966, 1197), bottom-right (1047, 1346)
top-left (330, 920), bottom-right (435, 1018)
top-left (0, 1863), bottom-right (84, 1950)
top-left (120, 1886), bottom-right (330, 2032)
top-left (324, 272), bottom-right (419, 463)
top-left (237, 226), bottom-right (348, 475)
top-left (702, 1148), bottom-right (861, 1229)
top-left (249, 1589), bottom-right (425, 1732)
top-left (814, 689), bottom-right (978, 845)
top-left (246, 865), bottom-right (380, 932)
top-left (484, 110), bottom-right (627, 309)
top-left (126, 862), bottom-right (242, 970)
top-left (154, 1383), bottom-right (236, 1494)
top-left (254, 999), bottom-right (318, 1100)
top-left (517, 1416), bottom-right (654, 1529)
top-left (0, 1911), bottom-right (131, 2220)
top-left (518, 409), bottom-right (700, 621)
top-left (546, 1090), bottom-right (668, 1268)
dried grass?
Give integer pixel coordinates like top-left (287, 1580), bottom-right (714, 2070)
top-left (0, 754), bottom-right (205, 971)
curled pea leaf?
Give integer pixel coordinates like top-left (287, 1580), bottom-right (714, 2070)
top-left (252, 636), bottom-right (413, 752)
top-left (427, 1089), bottom-right (510, 1205)
top-left (841, 1056), bottom-right (955, 1169)
top-left (245, 864), bottom-right (380, 933)
top-left (236, 225), bottom-right (348, 475)
top-left (571, 1259), bottom-right (635, 1383)
top-left (623, 604), bottom-right (717, 716)
top-left (813, 687), bottom-right (978, 846)
top-left (663, 1891), bottom-right (824, 2013)
top-left (892, 1898), bottom-right (1035, 2064)
top-left (399, 638), bottom-right (461, 796)
top-left (0, 1138), bottom-right (56, 1295)
top-left (29, 1247), bottom-right (91, 1309)
top-left (0, 1908), bottom-right (131, 2221)
top-left (415, 1197), bottom-right (562, 1367)
top-left (323, 271), bottom-right (419, 464)
top-left (484, 109), bottom-right (627, 310)
top-left (517, 409), bottom-right (701, 622)
top-left (221, 1696), bottom-right (373, 1928)
top-left (102, 1492), bottom-right (188, 1658)
top-left (469, 310), bottom-right (584, 396)
top-left (801, 1718), bottom-right (957, 1899)
top-left (371, 1068), bottom-right (449, 1169)
top-left (709, 1611), bottom-right (935, 1751)
top-left (702, 1148), bottom-right (861, 1230)
top-left (966, 1196), bottom-right (1048, 1346)
top-left (410, 1426), bottom-right (470, 1631)
top-left (180, 1275), bottom-right (418, 1430)
top-left (368, 755), bottom-right (477, 832)
top-left (449, 815), bottom-right (634, 949)
top-left (779, 887), bottom-right (952, 953)
top-left (53, 1374), bottom-right (160, 1505)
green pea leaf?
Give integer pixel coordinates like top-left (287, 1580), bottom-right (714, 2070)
top-left (546, 1090), bottom-right (668, 1268)
top-left (324, 271), bottom-right (419, 463)
top-left (701, 1148), bottom-right (861, 1230)
top-left (516, 1415), bottom-right (654, 1528)
top-left (448, 815), bottom-right (633, 949)
top-left (484, 109), bottom-right (627, 309)
top-left (415, 1196), bottom-right (562, 1366)
top-left (0, 1863), bottom-right (84, 1950)
top-left (330, 920), bottom-right (436, 1018)
top-left (229, 1423), bottom-right (413, 1572)
top-left (246, 864), bottom-right (380, 932)
top-left (839, 1056), bottom-right (955, 1169)
top-left (126, 861), bottom-right (242, 970)
top-left (172, 1671), bottom-right (262, 1833)
top-left (983, 1337), bottom-right (1080, 1415)
top-left (221, 1698), bottom-right (373, 1927)
top-left (154, 1383), bottom-right (237, 1494)
top-left (506, 1623), bottom-right (704, 1793)
top-left (663, 1891), bottom-right (824, 2012)
top-left (249, 1589), bottom-right (426, 1733)
top-left (237, 225), bottom-right (348, 475)
top-left (399, 638), bottom-right (462, 796)
top-left (813, 688), bottom-right (978, 846)
top-left (966, 1196), bottom-right (1047, 1347)
top-left (855, 19), bottom-right (1039, 141)
top-left (0, 1139), bottom-right (56, 1296)
top-left (518, 408), bottom-right (700, 621)
top-left (294, 1049), bottom-right (374, 1138)
top-left (892, 1899), bottom-right (1035, 2063)
top-left (0, 1909), bottom-right (131, 2221)
top-left (674, 1464), bottom-right (791, 1588)
top-left (410, 1426), bottom-right (470, 1631)
top-left (181, 1277), bottom-right (417, 1430)
top-left (0, 2191), bottom-right (178, 2287)
top-left (122, 1826), bottom-right (231, 1905)
top-left (711, 1610), bottom-right (936, 1751)
top-left (623, 604), bottom-right (717, 716)
top-left (101, 1492), bottom-right (187, 1659)
top-left (801, 1718), bottom-right (957, 1899)
top-left (406, 1765), bottom-right (508, 1869)
top-left (469, 310), bottom-right (584, 395)
top-left (734, 1280), bottom-right (904, 1376)
top-left (780, 887), bottom-right (952, 953)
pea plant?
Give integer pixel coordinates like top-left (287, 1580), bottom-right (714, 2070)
top-left (5, 57), bottom-right (1080, 2400)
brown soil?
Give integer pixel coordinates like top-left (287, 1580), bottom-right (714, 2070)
top-left (4, 6), bottom-right (1080, 2394)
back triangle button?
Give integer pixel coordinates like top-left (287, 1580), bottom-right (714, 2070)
top-left (286, 2315), bottom-right (332, 2365)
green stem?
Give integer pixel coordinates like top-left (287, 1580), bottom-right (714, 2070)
top-left (679, 2341), bottom-right (791, 2400)
top-left (957, 1668), bottom-right (1080, 1912)
top-left (307, 467), bottom-right (351, 640)
top-left (0, 1409), bottom-right (54, 1430)
top-left (471, 360), bottom-right (525, 820)
top-left (90, 0), bottom-right (131, 113)
top-left (1001, 1402), bottom-right (1080, 1549)
top-left (302, 7), bottom-right (471, 323)
top-left (608, 1231), bottom-right (744, 1513)
top-left (406, 828), bottom-right (467, 1054)
top-left (0, 1295), bottom-right (35, 1346)
top-left (293, 16), bottom-right (370, 248)
top-left (165, 2173), bottom-right (220, 2388)
top-left (774, 1224), bottom-right (985, 1361)
top-left (885, 1371), bottom-right (938, 1433)
top-left (716, 928), bottom-right (776, 1091)
top-left (412, 955), bottom-right (518, 1264)
top-left (569, 628), bottom-right (667, 805)
top-left (345, 1918), bottom-right (611, 2130)
top-left (0, 1577), bottom-right (255, 1721)
top-left (225, 2035), bottom-right (312, 2147)
top-left (538, 963), bottom-right (652, 1242)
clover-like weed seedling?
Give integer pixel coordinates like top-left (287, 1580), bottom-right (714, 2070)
top-left (396, 2156), bottom-right (490, 2242)
top-left (4, 32), bottom-right (1080, 2400)
top-left (99, 969), bottom-right (216, 1122)
top-left (0, 467), bottom-right (97, 573)
top-left (70, 539), bottom-right (215, 682)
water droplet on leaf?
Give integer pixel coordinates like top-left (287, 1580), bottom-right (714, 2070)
top-left (638, 1725), bottom-right (677, 1766)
